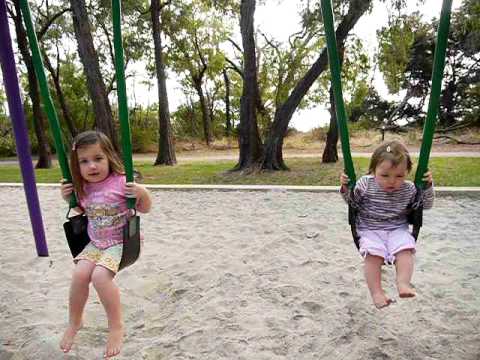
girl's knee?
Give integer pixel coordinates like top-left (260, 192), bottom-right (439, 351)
top-left (91, 266), bottom-right (115, 287)
top-left (395, 249), bottom-right (414, 258)
top-left (72, 261), bottom-right (94, 284)
top-left (365, 254), bottom-right (385, 263)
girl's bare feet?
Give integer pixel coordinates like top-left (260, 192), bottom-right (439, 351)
top-left (372, 292), bottom-right (395, 309)
top-left (60, 323), bottom-right (82, 353)
top-left (104, 326), bottom-right (124, 358)
top-left (398, 282), bottom-right (416, 298)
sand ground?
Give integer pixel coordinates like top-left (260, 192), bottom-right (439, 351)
top-left (0, 187), bottom-right (479, 359)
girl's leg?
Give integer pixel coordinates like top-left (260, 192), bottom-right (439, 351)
top-left (60, 260), bottom-right (96, 352)
top-left (364, 255), bottom-right (393, 309)
top-left (91, 266), bottom-right (124, 358)
top-left (395, 249), bottom-right (416, 298)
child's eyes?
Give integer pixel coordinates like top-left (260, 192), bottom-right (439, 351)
top-left (95, 156), bottom-right (104, 161)
top-left (79, 159), bottom-right (88, 164)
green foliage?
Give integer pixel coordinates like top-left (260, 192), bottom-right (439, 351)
top-left (377, 14), bottom-right (422, 93)
top-left (171, 103), bottom-right (202, 140)
top-left (55, 57), bottom-right (94, 134)
top-left (129, 106), bottom-right (158, 153)
top-left (0, 113), bottom-right (16, 157)
top-left (348, 117), bottom-right (376, 132)
top-left (376, 3), bottom-right (480, 127)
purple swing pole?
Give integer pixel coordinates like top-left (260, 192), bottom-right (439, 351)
top-left (0, 0), bottom-right (48, 256)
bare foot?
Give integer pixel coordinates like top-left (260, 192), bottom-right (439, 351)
top-left (104, 326), bottom-right (124, 358)
top-left (60, 323), bottom-right (82, 353)
top-left (398, 282), bottom-right (416, 298)
top-left (372, 292), bottom-right (395, 309)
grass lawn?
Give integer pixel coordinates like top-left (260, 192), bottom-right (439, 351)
top-left (0, 157), bottom-right (479, 187)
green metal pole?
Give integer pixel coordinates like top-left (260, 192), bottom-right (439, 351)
top-left (320, 0), bottom-right (356, 188)
top-left (414, 0), bottom-right (453, 187)
top-left (112, 0), bottom-right (135, 209)
top-left (19, 0), bottom-right (77, 207)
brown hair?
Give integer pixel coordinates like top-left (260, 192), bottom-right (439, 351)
top-left (70, 130), bottom-right (124, 199)
top-left (368, 140), bottom-right (412, 174)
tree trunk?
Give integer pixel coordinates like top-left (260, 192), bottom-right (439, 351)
top-left (42, 50), bottom-right (77, 140)
top-left (193, 78), bottom-right (213, 146)
top-left (223, 68), bottom-right (231, 137)
top-left (322, 86), bottom-right (339, 163)
top-left (151, 0), bottom-right (176, 166)
top-left (440, 80), bottom-right (456, 127)
top-left (11, 0), bottom-right (51, 169)
top-left (322, 44), bottom-right (345, 163)
top-left (234, 0), bottom-right (263, 171)
top-left (69, 0), bottom-right (117, 149)
top-left (261, 0), bottom-right (371, 170)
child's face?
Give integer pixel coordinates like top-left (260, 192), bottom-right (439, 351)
top-left (374, 159), bottom-right (408, 192)
top-left (77, 143), bottom-right (110, 183)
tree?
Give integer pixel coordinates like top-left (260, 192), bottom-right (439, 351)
top-left (9, 0), bottom-right (51, 168)
top-left (377, 1), bottom-right (480, 129)
top-left (322, 44), bottom-right (344, 163)
top-left (223, 67), bottom-right (232, 137)
top-left (69, 0), bottom-right (117, 148)
top-left (165, 1), bottom-right (231, 146)
top-left (151, 0), bottom-right (176, 165)
top-left (261, 0), bottom-right (372, 170)
top-left (234, 0), bottom-right (263, 170)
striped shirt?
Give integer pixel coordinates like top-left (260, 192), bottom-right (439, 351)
top-left (341, 175), bottom-right (434, 231)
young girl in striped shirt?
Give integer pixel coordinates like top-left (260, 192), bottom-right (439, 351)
top-left (340, 140), bottom-right (434, 309)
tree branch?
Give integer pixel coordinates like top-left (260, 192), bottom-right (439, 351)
top-left (99, 21), bottom-right (115, 69)
top-left (227, 37), bottom-right (243, 53)
top-left (37, 7), bottom-right (71, 40)
top-left (225, 57), bottom-right (244, 78)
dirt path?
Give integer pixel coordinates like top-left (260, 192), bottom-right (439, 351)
top-left (135, 149), bottom-right (480, 163)
top-left (1, 147), bottom-right (479, 166)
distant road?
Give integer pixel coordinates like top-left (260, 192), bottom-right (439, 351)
top-left (1, 150), bottom-right (479, 166)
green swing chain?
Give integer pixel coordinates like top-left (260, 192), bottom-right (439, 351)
top-left (414, 0), bottom-right (453, 188)
top-left (321, 0), bottom-right (452, 189)
top-left (19, 0), bottom-right (77, 208)
top-left (112, 0), bottom-right (135, 209)
top-left (320, 0), bottom-right (356, 189)
top-left (20, 0), bottom-right (137, 209)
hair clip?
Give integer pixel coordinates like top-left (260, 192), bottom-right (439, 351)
top-left (72, 142), bottom-right (76, 151)
top-left (386, 145), bottom-right (391, 153)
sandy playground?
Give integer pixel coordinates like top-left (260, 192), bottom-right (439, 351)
top-left (0, 186), bottom-right (479, 359)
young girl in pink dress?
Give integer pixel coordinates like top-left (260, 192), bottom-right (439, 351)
top-left (59, 130), bottom-right (152, 357)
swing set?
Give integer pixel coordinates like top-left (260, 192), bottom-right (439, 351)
top-left (0, 0), bottom-right (141, 270)
top-left (321, 0), bottom-right (452, 247)
top-left (1, 0), bottom-right (452, 261)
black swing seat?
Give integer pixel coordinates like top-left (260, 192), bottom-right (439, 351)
top-left (349, 185), bottom-right (425, 250)
top-left (63, 212), bottom-right (89, 258)
top-left (63, 209), bottom-right (141, 271)
top-left (118, 214), bottom-right (141, 270)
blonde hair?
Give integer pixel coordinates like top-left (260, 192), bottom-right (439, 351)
top-left (70, 130), bottom-right (124, 199)
top-left (368, 140), bottom-right (412, 174)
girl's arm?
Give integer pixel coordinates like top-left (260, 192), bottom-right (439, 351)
top-left (339, 174), bottom-right (367, 205)
top-left (125, 183), bottom-right (152, 213)
top-left (421, 171), bottom-right (435, 210)
top-left (60, 179), bottom-right (74, 202)
top-left (60, 179), bottom-right (83, 213)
